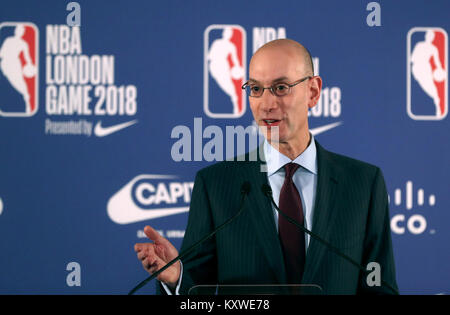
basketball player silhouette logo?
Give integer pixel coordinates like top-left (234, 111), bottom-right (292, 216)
top-left (0, 22), bottom-right (38, 117)
top-left (204, 25), bottom-right (246, 119)
top-left (407, 27), bottom-right (448, 120)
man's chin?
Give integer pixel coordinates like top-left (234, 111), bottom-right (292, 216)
top-left (259, 126), bottom-right (283, 141)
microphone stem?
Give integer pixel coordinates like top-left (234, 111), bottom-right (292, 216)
top-left (128, 191), bottom-right (248, 295)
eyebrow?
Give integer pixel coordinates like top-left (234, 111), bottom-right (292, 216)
top-left (248, 76), bottom-right (289, 84)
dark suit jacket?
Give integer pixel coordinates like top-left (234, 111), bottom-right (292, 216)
top-left (161, 140), bottom-right (398, 295)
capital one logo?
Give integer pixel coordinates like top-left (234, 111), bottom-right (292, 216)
top-left (407, 27), bottom-right (448, 120)
top-left (204, 24), bottom-right (246, 119)
top-left (0, 22), bottom-right (39, 117)
top-left (107, 175), bottom-right (194, 224)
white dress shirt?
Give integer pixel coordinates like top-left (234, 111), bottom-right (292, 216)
top-left (263, 134), bottom-right (318, 250)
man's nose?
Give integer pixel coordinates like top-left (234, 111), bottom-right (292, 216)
top-left (259, 89), bottom-right (279, 112)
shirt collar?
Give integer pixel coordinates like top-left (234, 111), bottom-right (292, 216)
top-left (263, 134), bottom-right (318, 177)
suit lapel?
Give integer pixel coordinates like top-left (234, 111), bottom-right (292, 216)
top-left (302, 141), bottom-right (340, 284)
top-left (240, 153), bottom-right (287, 284)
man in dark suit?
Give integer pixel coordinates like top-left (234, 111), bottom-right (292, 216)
top-left (134, 39), bottom-right (398, 295)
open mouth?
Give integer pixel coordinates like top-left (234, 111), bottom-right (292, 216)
top-left (262, 119), bottom-right (281, 126)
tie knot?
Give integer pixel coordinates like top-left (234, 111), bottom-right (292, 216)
top-left (284, 163), bottom-right (299, 179)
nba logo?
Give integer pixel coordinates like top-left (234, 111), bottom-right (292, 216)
top-left (407, 27), bottom-right (448, 120)
top-left (0, 22), bottom-right (39, 117)
top-left (204, 24), bottom-right (246, 118)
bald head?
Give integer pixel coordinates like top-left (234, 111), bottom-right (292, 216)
top-left (250, 39), bottom-right (314, 77)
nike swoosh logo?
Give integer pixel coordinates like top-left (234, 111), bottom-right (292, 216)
top-left (310, 121), bottom-right (342, 136)
top-left (94, 120), bottom-right (138, 137)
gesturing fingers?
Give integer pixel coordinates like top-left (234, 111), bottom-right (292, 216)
top-left (142, 253), bottom-right (163, 274)
top-left (138, 244), bottom-right (161, 266)
top-left (144, 226), bottom-right (173, 248)
top-left (134, 243), bottom-right (146, 253)
top-left (135, 243), bottom-right (155, 263)
top-left (137, 250), bottom-right (147, 261)
top-left (144, 226), bottom-right (162, 242)
top-left (148, 261), bottom-right (160, 274)
top-left (134, 226), bottom-right (180, 284)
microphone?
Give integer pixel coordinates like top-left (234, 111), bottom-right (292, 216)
top-left (261, 183), bottom-right (399, 295)
top-left (128, 181), bottom-right (251, 295)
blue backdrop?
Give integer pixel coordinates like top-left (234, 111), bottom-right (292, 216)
top-left (0, 0), bottom-right (448, 294)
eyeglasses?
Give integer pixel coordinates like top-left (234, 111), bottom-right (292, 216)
top-left (241, 76), bottom-right (312, 97)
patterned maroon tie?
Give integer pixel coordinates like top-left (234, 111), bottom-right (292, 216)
top-left (278, 163), bottom-right (306, 284)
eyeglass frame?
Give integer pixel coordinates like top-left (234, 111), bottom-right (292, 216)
top-left (241, 76), bottom-right (312, 97)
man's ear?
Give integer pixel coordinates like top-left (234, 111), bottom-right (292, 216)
top-left (308, 76), bottom-right (322, 109)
